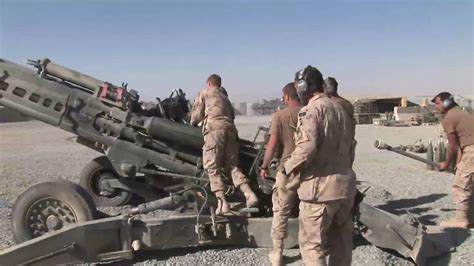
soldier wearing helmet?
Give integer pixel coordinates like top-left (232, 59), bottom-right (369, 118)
top-left (432, 92), bottom-right (474, 229)
top-left (283, 66), bottom-right (357, 265)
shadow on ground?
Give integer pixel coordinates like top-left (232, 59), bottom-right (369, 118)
top-left (376, 193), bottom-right (447, 214)
top-left (376, 193), bottom-right (447, 224)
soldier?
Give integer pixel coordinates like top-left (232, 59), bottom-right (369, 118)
top-left (283, 66), bottom-right (357, 266)
top-left (324, 77), bottom-right (357, 165)
top-left (190, 74), bottom-right (258, 215)
top-left (259, 82), bottom-right (301, 265)
top-left (324, 77), bottom-right (354, 117)
top-left (432, 92), bottom-right (474, 229)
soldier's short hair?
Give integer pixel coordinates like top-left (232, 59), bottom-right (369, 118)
top-left (282, 82), bottom-right (299, 101)
top-left (207, 74), bottom-right (222, 87)
top-left (324, 77), bottom-right (338, 96)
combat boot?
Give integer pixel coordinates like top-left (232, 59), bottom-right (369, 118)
top-left (440, 211), bottom-right (469, 229)
top-left (239, 183), bottom-right (259, 207)
top-left (268, 239), bottom-right (283, 266)
top-left (215, 191), bottom-right (230, 215)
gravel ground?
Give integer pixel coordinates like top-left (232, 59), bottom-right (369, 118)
top-left (0, 117), bottom-right (473, 265)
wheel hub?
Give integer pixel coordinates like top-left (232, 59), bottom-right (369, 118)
top-left (45, 215), bottom-right (62, 230)
top-left (26, 198), bottom-right (77, 238)
top-left (95, 173), bottom-right (117, 197)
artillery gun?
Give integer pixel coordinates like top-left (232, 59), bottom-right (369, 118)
top-left (0, 58), bottom-right (270, 208)
top-left (374, 140), bottom-right (456, 173)
top-left (374, 140), bottom-right (439, 169)
top-left (0, 59), bottom-right (457, 265)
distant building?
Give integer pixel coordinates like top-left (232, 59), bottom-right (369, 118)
top-left (353, 97), bottom-right (417, 124)
top-left (394, 105), bottom-right (438, 124)
top-left (251, 98), bottom-right (285, 115)
top-left (353, 96), bottom-right (440, 125)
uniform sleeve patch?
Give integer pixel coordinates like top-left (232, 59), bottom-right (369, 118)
top-left (298, 111), bottom-right (307, 117)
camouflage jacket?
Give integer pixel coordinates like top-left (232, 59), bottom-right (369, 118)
top-left (190, 88), bottom-right (235, 134)
top-left (284, 94), bottom-right (357, 202)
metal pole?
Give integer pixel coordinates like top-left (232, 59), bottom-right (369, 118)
top-left (374, 140), bottom-right (439, 168)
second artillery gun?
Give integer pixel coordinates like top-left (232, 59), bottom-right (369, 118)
top-left (0, 59), bottom-right (458, 265)
top-left (374, 139), bottom-right (456, 173)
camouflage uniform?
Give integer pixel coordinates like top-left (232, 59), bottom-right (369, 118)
top-left (190, 88), bottom-right (248, 192)
top-left (454, 145), bottom-right (474, 213)
top-left (268, 107), bottom-right (300, 241)
top-left (440, 107), bottom-right (474, 227)
top-left (283, 94), bottom-right (357, 266)
top-left (331, 96), bottom-right (357, 165)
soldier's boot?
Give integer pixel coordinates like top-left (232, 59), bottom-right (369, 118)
top-left (215, 191), bottom-right (230, 215)
top-left (440, 211), bottom-right (470, 229)
top-left (239, 183), bottom-right (259, 207)
top-left (268, 239), bottom-right (283, 266)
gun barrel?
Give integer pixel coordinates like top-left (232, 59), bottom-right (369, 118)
top-left (374, 140), bottom-right (438, 168)
top-left (29, 58), bottom-right (105, 93)
top-left (144, 117), bottom-right (204, 151)
top-left (129, 194), bottom-right (184, 215)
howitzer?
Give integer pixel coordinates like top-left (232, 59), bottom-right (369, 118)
top-left (0, 58), bottom-right (268, 209)
top-left (374, 140), bottom-right (439, 168)
top-left (0, 59), bottom-right (456, 265)
top-left (374, 140), bottom-right (455, 173)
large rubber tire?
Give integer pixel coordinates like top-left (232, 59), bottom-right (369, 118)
top-left (79, 156), bottom-right (132, 207)
top-left (12, 181), bottom-right (97, 243)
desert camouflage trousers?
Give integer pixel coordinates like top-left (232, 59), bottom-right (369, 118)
top-left (299, 199), bottom-right (353, 266)
top-left (203, 127), bottom-right (248, 192)
top-left (271, 170), bottom-right (297, 239)
top-left (453, 145), bottom-right (474, 213)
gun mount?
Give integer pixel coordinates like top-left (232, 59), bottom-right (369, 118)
top-left (0, 58), bottom-right (457, 265)
top-left (0, 180), bottom-right (456, 266)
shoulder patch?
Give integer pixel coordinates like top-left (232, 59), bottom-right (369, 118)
top-left (298, 111), bottom-right (307, 117)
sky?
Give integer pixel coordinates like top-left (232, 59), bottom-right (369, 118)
top-left (0, 0), bottom-right (472, 102)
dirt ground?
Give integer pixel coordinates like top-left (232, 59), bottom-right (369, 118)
top-left (0, 117), bottom-right (473, 265)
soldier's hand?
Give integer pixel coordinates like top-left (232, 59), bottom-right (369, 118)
top-left (438, 162), bottom-right (450, 171)
top-left (284, 171), bottom-right (300, 191)
top-left (260, 168), bottom-right (268, 179)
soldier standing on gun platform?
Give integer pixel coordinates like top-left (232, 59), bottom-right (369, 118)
top-left (283, 66), bottom-right (357, 266)
top-left (433, 92), bottom-right (474, 229)
top-left (259, 82), bottom-right (301, 265)
top-left (191, 74), bottom-right (259, 215)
